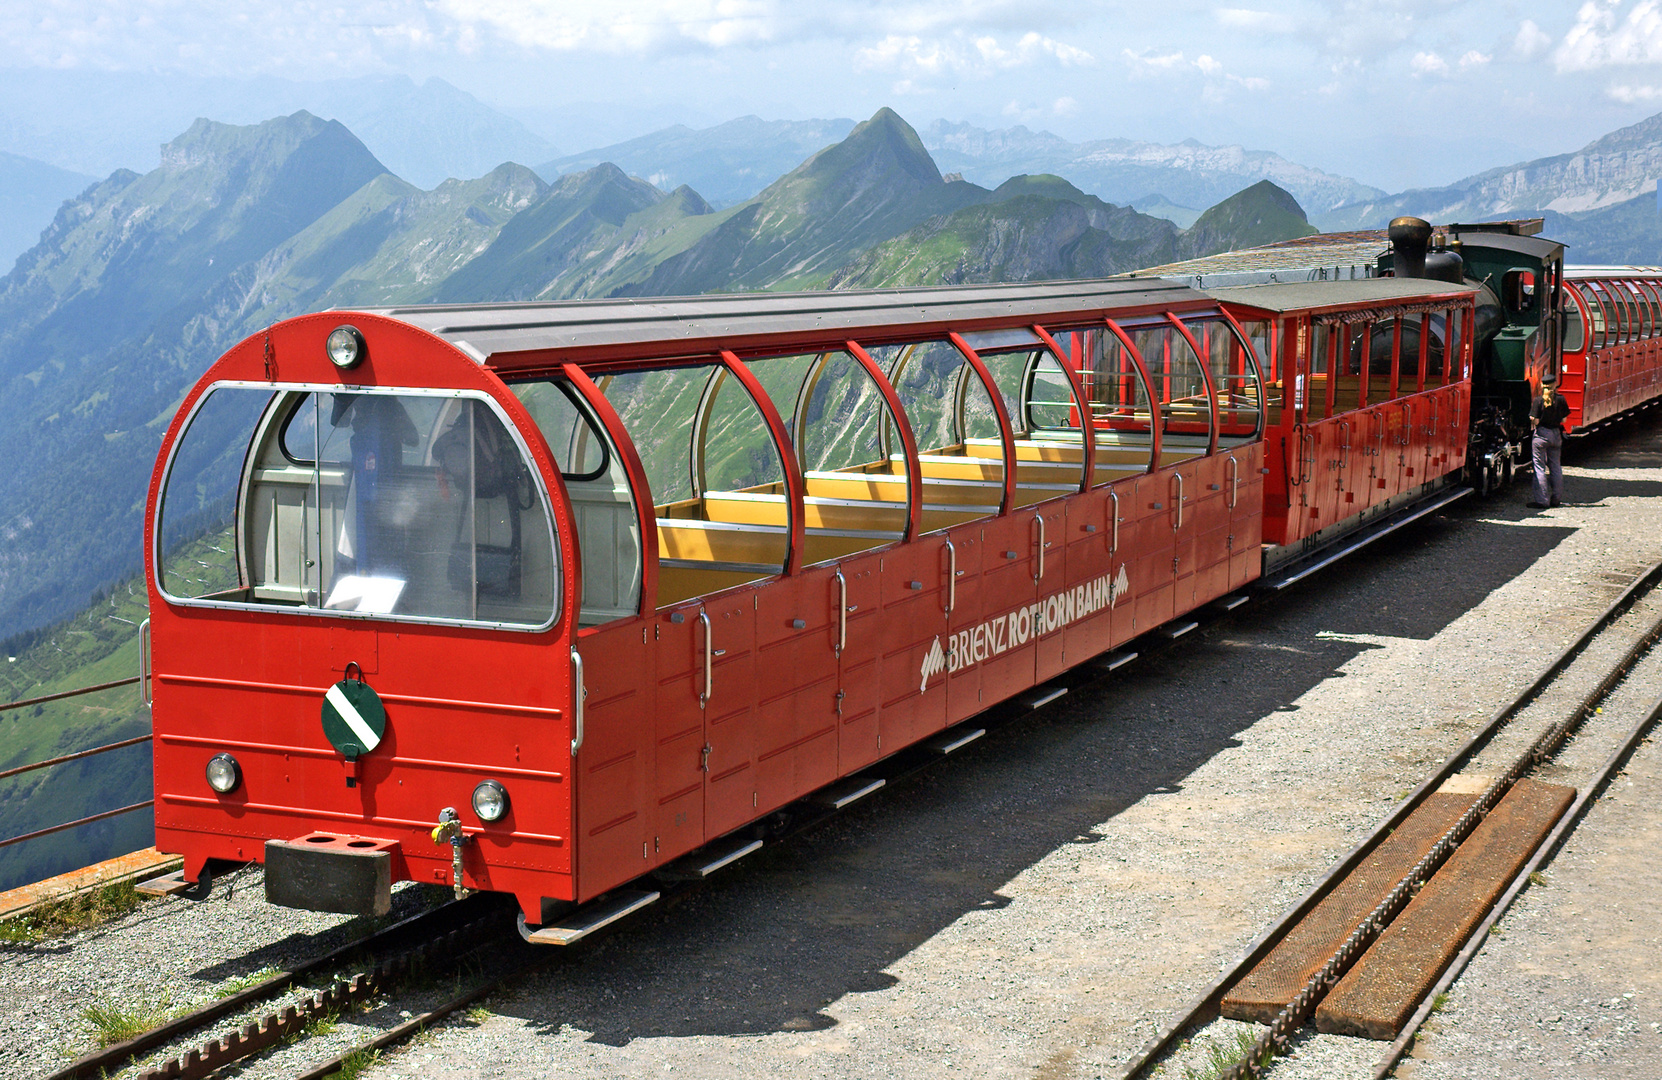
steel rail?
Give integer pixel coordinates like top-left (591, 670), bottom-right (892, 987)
top-left (1114, 554), bottom-right (1662, 1080)
top-left (45, 892), bottom-right (501, 1080)
top-left (1372, 684), bottom-right (1662, 1078)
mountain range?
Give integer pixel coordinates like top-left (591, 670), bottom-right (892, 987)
top-left (0, 106), bottom-right (1313, 643)
top-left (1317, 111), bottom-right (1662, 235)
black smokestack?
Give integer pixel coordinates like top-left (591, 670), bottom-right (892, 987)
top-left (1389, 216), bottom-right (1433, 278)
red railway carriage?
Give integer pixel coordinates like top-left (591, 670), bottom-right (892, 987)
top-left (1560, 267), bottom-right (1662, 433)
top-left (146, 280), bottom-right (1277, 926)
top-left (1206, 279), bottom-right (1478, 553)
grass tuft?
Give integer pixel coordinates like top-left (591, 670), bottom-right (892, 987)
top-left (1182, 1028), bottom-right (1269, 1080)
top-left (1529, 870), bottom-right (1549, 887)
top-left (215, 966), bottom-right (282, 998)
top-left (0, 882), bottom-right (147, 945)
top-left (335, 1046), bottom-right (382, 1080)
top-left (1430, 991), bottom-right (1452, 1015)
top-left (80, 992), bottom-right (177, 1047)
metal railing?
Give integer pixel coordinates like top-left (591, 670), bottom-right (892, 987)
top-left (0, 670), bottom-right (152, 851)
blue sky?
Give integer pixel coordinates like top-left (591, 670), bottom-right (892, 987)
top-left (6, 1), bottom-right (1662, 190)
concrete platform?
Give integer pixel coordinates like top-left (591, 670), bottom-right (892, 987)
top-left (0, 847), bottom-right (180, 921)
top-left (1221, 783), bottom-right (1484, 1023)
top-left (1315, 777), bottom-right (1576, 1039)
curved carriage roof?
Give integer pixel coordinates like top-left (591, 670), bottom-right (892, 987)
top-left (1201, 277), bottom-right (1479, 314)
top-left (345, 278), bottom-right (1205, 371)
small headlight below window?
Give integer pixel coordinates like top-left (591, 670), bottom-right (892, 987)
top-left (326, 325), bottom-right (366, 369)
top-left (205, 753), bottom-right (241, 794)
top-left (472, 780), bottom-right (509, 822)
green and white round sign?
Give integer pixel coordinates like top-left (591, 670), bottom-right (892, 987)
top-left (322, 679), bottom-right (386, 760)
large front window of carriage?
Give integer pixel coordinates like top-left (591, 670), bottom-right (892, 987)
top-left (590, 364), bottom-right (790, 608)
top-left (157, 385), bottom-right (559, 628)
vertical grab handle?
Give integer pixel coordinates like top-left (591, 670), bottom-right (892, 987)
top-left (1034, 514), bottom-right (1046, 582)
top-left (834, 570), bottom-right (847, 657)
top-left (139, 618), bottom-right (152, 709)
top-left (570, 647), bottom-right (585, 756)
top-left (1108, 490), bottom-right (1120, 554)
top-left (943, 540), bottom-right (956, 615)
top-left (1227, 456), bottom-right (1239, 509)
top-left (1174, 473), bottom-right (1185, 530)
top-left (698, 611), bottom-right (713, 708)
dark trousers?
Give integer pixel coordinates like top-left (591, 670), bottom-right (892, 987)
top-left (1532, 427), bottom-right (1563, 504)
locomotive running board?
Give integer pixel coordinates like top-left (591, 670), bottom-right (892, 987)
top-left (655, 835), bottom-right (765, 881)
top-left (523, 888), bottom-right (660, 946)
top-left (1263, 486), bottom-right (1472, 591)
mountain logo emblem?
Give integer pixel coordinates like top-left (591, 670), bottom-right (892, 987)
top-left (1111, 564), bottom-right (1130, 607)
top-left (920, 636), bottom-right (947, 691)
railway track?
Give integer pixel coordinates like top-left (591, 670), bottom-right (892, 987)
top-left (1118, 556), bottom-right (1662, 1080)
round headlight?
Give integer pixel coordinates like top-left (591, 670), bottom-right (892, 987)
top-left (205, 753), bottom-right (241, 794)
top-left (326, 325), bottom-right (366, 369)
top-left (472, 780), bottom-right (509, 822)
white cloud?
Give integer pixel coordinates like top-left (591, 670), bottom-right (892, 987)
top-left (1053, 95), bottom-right (1079, 115)
top-left (1556, 0), bottom-right (1662, 71)
top-left (1458, 50), bottom-right (1491, 69)
top-left (1411, 50), bottom-right (1450, 76)
top-left (857, 29), bottom-right (1090, 77)
top-left (1122, 48), bottom-right (1266, 90)
top-left (1514, 19), bottom-right (1552, 59)
top-left (1609, 82), bottom-right (1662, 101)
top-left (1215, 8), bottom-right (1295, 33)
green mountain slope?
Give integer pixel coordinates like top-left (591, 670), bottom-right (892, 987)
top-left (828, 175), bottom-right (1179, 288)
top-left (0, 112), bottom-right (392, 636)
top-left (619, 108), bottom-right (994, 294)
top-left (1178, 179), bottom-right (1317, 256)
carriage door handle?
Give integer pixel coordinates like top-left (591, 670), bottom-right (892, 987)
top-left (1226, 456), bottom-right (1239, 510)
top-left (1173, 473), bottom-right (1185, 531)
top-left (1338, 421), bottom-right (1350, 490)
top-left (1108, 490), bottom-right (1120, 554)
top-left (139, 618), bottom-right (152, 708)
top-left (1033, 514), bottom-right (1046, 582)
top-left (698, 611), bottom-right (713, 708)
top-left (943, 540), bottom-right (956, 615)
top-left (834, 569), bottom-right (847, 657)
top-left (570, 647), bottom-right (586, 756)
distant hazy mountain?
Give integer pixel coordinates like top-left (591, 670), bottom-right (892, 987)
top-left (1318, 110), bottom-right (1662, 232)
top-left (920, 120), bottom-right (1385, 215)
top-left (1545, 190), bottom-right (1662, 266)
top-left (0, 70), bottom-right (554, 187)
top-left (0, 151), bottom-right (95, 273)
top-left (541, 116), bottom-right (856, 207)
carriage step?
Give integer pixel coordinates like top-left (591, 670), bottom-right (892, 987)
top-left (656, 836), bottom-right (764, 881)
top-left (928, 727), bottom-right (986, 755)
top-left (809, 777), bottom-right (885, 810)
top-left (523, 889), bottom-right (660, 946)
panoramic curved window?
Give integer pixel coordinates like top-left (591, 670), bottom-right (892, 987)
top-left (596, 364), bottom-right (788, 607)
top-left (1563, 292), bottom-right (1586, 354)
top-left (1075, 326), bottom-right (1155, 483)
top-left (1129, 322), bottom-right (1213, 463)
top-left (159, 385), bottom-right (560, 628)
top-left (748, 350), bottom-right (909, 562)
top-left (1184, 316), bottom-right (1262, 445)
top-left (977, 344), bottom-right (1089, 503)
top-left (512, 379), bottom-right (642, 626)
top-left (869, 339), bottom-right (1006, 530)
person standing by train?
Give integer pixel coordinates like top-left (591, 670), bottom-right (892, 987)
top-left (1528, 381), bottom-right (1571, 508)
